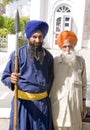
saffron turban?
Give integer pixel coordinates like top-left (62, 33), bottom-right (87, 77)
top-left (57, 30), bottom-right (78, 48)
top-left (25, 20), bottom-right (49, 39)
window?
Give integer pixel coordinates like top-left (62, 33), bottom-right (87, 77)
top-left (53, 4), bottom-right (71, 47)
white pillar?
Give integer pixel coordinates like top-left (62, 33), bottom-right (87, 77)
top-left (74, 0), bottom-right (86, 50)
top-left (8, 34), bottom-right (16, 54)
top-left (30, 0), bottom-right (48, 21)
top-left (30, 0), bottom-right (41, 20)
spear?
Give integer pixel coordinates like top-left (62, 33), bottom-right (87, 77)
top-left (14, 9), bottom-right (20, 130)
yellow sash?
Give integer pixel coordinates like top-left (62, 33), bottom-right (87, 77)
top-left (18, 89), bottom-right (48, 100)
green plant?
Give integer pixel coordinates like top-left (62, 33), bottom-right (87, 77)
top-left (0, 16), bottom-right (30, 37)
top-left (4, 17), bottom-right (15, 34)
top-left (20, 17), bottom-right (30, 26)
top-left (0, 28), bottom-right (9, 36)
top-left (3, 16), bottom-right (30, 34)
top-left (0, 15), bottom-right (4, 28)
top-left (20, 17), bottom-right (30, 32)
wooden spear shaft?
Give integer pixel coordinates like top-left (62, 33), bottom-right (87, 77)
top-left (14, 9), bottom-right (20, 130)
top-left (14, 32), bottom-right (19, 130)
top-left (14, 10), bottom-right (20, 130)
top-left (14, 55), bottom-right (18, 130)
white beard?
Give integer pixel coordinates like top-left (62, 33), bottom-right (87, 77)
top-left (61, 50), bottom-right (76, 66)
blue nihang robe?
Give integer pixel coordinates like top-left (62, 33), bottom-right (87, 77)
top-left (1, 44), bottom-right (54, 130)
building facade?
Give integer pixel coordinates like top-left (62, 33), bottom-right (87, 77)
top-left (30, 0), bottom-right (90, 50)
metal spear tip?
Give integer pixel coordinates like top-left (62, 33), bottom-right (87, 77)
top-left (14, 9), bottom-right (20, 33)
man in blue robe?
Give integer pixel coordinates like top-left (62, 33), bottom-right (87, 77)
top-left (1, 20), bottom-right (54, 130)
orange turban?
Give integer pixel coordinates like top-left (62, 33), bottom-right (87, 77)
top-left (57, 30), bottom-right (78, 48)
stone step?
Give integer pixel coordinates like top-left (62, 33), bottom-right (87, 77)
top-left (0, 118), bottom-right (9, 130)
top-left (0, 108), bottom-right (10, 130)
top-left (0, 118), bottom-right (90, 130)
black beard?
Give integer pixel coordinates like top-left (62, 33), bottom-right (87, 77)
top-left (29, 42), bottom-right (44, 64)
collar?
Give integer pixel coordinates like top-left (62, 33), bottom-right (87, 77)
top-left (57, 55), bottom-right (63, 63)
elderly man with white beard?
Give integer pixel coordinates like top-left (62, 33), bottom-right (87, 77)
top-left (50, 30), bottom-right (87, 130)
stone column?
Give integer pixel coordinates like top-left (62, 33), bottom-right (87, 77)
top-left (8, 34), bottom-right (16, 54)
top-left (30, 0), bottom-right (48, 21)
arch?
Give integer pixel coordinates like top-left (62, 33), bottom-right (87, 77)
top-left (55, 4), bottom-right (71, 13)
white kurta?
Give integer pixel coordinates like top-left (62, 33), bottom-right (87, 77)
top-left (50, 55), bottom-right (87, 130)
